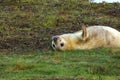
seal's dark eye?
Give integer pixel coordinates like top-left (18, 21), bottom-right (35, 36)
top-left (60, 43), bottom-right (64, 47)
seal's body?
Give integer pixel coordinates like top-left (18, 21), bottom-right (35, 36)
top-left (52, 26), bottom-right (120, 51)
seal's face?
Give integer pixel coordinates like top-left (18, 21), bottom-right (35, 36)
top-left (51, 25), bottom-right (88, 51)
top-left (52, 36), bottom-right (67, 51)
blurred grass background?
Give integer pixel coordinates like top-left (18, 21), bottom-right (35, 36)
top-left (0, 0), bottom-right (120, 52)
top-left (0, 48), bottom-right (120, 80)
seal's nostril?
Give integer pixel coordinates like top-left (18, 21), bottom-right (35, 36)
top-left (52, 36), bottom-right (59, 42)
top-left (54, 37), bottom-right (58, 41)
top-left (53, 44), bottom-right (55, 47)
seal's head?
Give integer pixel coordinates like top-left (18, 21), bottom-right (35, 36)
top-left (51, 25), bottom-right (88, 51)
top-left (51, 35), bottom-right (68, 51)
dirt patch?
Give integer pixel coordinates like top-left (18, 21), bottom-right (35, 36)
top-left (0, 25), bottom-right (82, 52)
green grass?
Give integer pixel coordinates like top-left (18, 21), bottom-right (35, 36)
top-left (0, 48), bottom-right (120, 80)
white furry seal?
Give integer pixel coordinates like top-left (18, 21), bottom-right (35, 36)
top-left (52, 25), bottom-right (120, 51)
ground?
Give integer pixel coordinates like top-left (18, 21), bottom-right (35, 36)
top-left (0, 0), bottom-right (120, 80)
top-left (0, 0), bottom-right (120, 52)
top-left (0, 48), bottom-right (120, 80)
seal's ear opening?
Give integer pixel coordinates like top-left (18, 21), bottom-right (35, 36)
top-left (81, 25), bottom-right (87, 40)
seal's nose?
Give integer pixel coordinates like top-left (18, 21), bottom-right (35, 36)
top-left (52, 36), bottom-right (59, 42)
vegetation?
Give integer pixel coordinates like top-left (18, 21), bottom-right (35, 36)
top-left (0, 48), bottom-right (120, 80)
top-left (0, 0), bottom-right (120, 80)
top-left (0, 0), bottom-right (120, 51)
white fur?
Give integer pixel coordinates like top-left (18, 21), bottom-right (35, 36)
top-left (52, 26), bottom-right (120, 50)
